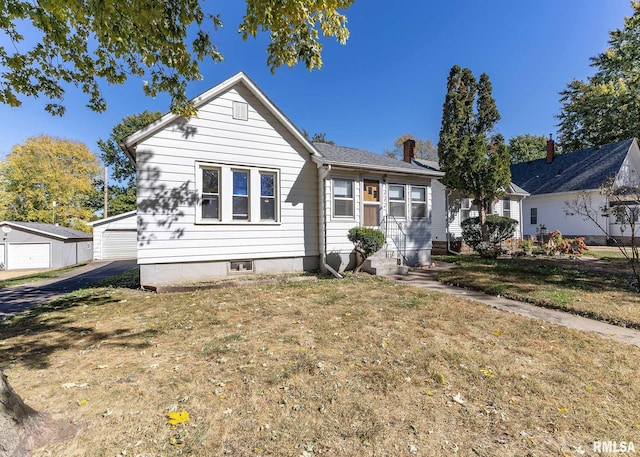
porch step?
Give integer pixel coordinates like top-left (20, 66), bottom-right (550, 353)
top-left (362, 250), bottom-right (408, 276)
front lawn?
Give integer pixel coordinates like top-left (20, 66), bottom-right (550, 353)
top-left (435, 255), bottom-right (640, 328)
top-left (1, 276), bottom-right (639, 456)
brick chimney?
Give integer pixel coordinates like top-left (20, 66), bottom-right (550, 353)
top-left (403, 139), bottom-right (416, 163)
top-left (546, 134), bottom-right (555, 163)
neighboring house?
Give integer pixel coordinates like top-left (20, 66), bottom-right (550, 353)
top-left (88, 210), bottom-right (137, 261)
top-left (419, 160), bottom-right (528, 254)
top-left (0, 221), bottom-right (93, 270)
top-left (120, 72), bottom-right (443, 288)
top-left (510, 137), bottom-right (640, 244)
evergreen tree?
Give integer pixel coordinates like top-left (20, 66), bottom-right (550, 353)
top-left (438, 65), bottom-right (511, 241)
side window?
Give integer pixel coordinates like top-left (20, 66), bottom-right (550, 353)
top-left (530, 207), bottom-right (538, 225)
top-left (388, 185), bottom-right (406, 218)
top-left (201, 168), bottom-right (220, 220)
top-left (411, 186), bottom-right (427, 220)
top-left (260, 172), bottom-right (276, 221)
top-left (503, 198), bottom-right (511, 218)
top-left (333, 179), bottom-right (354, 217)
top-left (461, 198), bottom-right (471, 221)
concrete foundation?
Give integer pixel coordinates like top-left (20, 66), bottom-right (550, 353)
top-left (140, 256), bottom-right (319, 288)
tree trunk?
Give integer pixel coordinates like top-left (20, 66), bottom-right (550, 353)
top-left (0, 370), bottom-right (74, 457)
top-left (478, 200), bottom-right (488, 242)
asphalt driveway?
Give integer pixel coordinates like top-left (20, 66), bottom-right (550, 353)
top-left (0, 260), bottom-right (137, 318)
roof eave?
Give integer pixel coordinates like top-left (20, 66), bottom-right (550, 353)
top-left (319, 159), bottom-right (445, 177)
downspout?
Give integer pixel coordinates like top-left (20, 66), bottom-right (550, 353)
top-left (445, 189), bottom-right (461, 255)
top-left (318, 164), bottom-right (343, 278)
top-left (519, 196), bottom-right (524, 239)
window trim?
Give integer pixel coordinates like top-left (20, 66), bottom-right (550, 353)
top-left (410, 185), bottom-right (428, 220)
top-left (503, 198), bottom-right (511, 218)
top-left (232, 169), bottom-right (250, 221)
top-left (260, 171), bottom-right (277, 221)
top-left (388, 184), bottom-right (407, 220)
top-left (530, 207), bottom-right (538, 225)
top-left (199, 165), bottom-right (221, 222)
top-left (332, 178), bottom-right (355, 219)
top-left (195, 162), bottom-right (280, 225)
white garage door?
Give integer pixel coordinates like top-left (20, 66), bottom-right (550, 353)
top-left (102, 230), bottom-right (137, 260)
top-left (8, 243), bottom-right (51, 270)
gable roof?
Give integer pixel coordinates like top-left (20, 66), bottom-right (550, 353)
top-left (120, 72), bottom-right (318, 161)
top-left (510, 138), bottom-right (637, 195)
top-left (313, 143), bottom-right (444, 177)
top-left (87, 210), bottom-right (137, 227)
top-left (0, 221), bottom-right (92, 240)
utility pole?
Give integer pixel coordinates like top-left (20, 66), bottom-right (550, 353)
top-left (104, 167), bottom-right (108, 218)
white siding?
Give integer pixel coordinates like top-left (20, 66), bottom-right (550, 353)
top-left (92, 212), bottom-right (137, 261)
top-left (432, 184), bottom-right (525, 241)
top-left (135, 85), bottom-right (319, 266)
top-left (521, 191), bottom-right (607, 237)
top-left (324, 172), bottom-right (433, 268)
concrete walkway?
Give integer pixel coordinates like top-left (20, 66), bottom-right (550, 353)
top-left (386, 263), bottom-right (640, 348)
top-left (0, 260), bottom-right (137, 318)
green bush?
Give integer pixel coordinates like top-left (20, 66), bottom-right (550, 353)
top-left (347, 227), bottom-right (386, 273)
top-left (461, 215), bottom-right (519, 251)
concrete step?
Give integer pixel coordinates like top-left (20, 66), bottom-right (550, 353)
top-left (362, 251), bottom-right (408, 276)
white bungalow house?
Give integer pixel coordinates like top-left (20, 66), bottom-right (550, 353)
top-left (120, 72), bottom-right (443, 288)
top-left (416, 160), bottom-right (529, 254)
top-left (510, 137), bottom-right (640, 244)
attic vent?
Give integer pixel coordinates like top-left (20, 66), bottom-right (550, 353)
top-left (232, 101), bottom-right (248, 121)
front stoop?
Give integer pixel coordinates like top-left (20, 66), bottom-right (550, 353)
top-left (362, 250), bottom-right (409, 276)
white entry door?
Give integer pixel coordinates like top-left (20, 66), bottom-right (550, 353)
top-left (8, 243), bottom-right (51, 269)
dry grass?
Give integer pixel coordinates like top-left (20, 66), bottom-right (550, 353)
top-left (436, 256), bottom-right (640, 329)
top-left (1, 277), bottom-right (639, 456)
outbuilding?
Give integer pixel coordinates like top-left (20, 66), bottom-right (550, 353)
top-left (88, 211), bottom-right (137, 261)
top-left (0, 221), bottom-right (93, 270)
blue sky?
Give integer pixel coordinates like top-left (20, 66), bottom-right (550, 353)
top-left (0, 1), bottom-right (633, 162)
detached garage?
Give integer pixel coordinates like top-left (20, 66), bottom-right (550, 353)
top-left (0, 221), bottom-right (93, 271)
top-left (89, 211), bottom-right (137, 261)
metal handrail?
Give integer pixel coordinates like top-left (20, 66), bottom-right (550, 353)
top-left (379, 215), bottom-right (408, 265)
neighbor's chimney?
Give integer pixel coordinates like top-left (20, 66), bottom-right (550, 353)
top-left (546, 134), bottom-right (555, 163)
top-left (403, 139), bottom-right (416, 163)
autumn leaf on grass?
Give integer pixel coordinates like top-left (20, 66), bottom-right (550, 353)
top-left (167, 410), bottom-right (190, 425)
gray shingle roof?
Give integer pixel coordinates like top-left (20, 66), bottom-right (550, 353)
top-left (1, 221), bottom-right (92, 240)
top-left (313, 143), bottom-right (443, 176)
top-left (510, 139), bottom-right (635, 195)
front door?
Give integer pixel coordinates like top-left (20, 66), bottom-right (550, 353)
top-left (363, 180), bottom-right (380, 227)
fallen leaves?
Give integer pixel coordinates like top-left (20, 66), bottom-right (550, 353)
top-left (167, 409), bottom-right (190, 425)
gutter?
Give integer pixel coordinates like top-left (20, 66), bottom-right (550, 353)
top-left (317, 164), bottom-right (343, 279)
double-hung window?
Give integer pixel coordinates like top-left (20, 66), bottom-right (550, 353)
top-left (461, 198), bottom-right (472, 221)
top-left (333, 179), bottom-right (354, 217)
top-left (201, 167), bottom-right (220, 220)
top-left (260, 172), bottom-right (276, 221)
top-left (388, 185), bottom-right (406, 219)
top-left (503, 198), bottom-right (511, 218)
top-left (232, 170), bottom-right (249, 220)
top-left (197, 163), bottom-right (279, 223)
top-left (411, 186), bottom-right (427, 220)
top-left (530, 208), bottom-right (538, 225)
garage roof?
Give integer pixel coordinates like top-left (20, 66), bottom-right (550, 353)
top-left (0, 221), bottom-right (93, 241)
